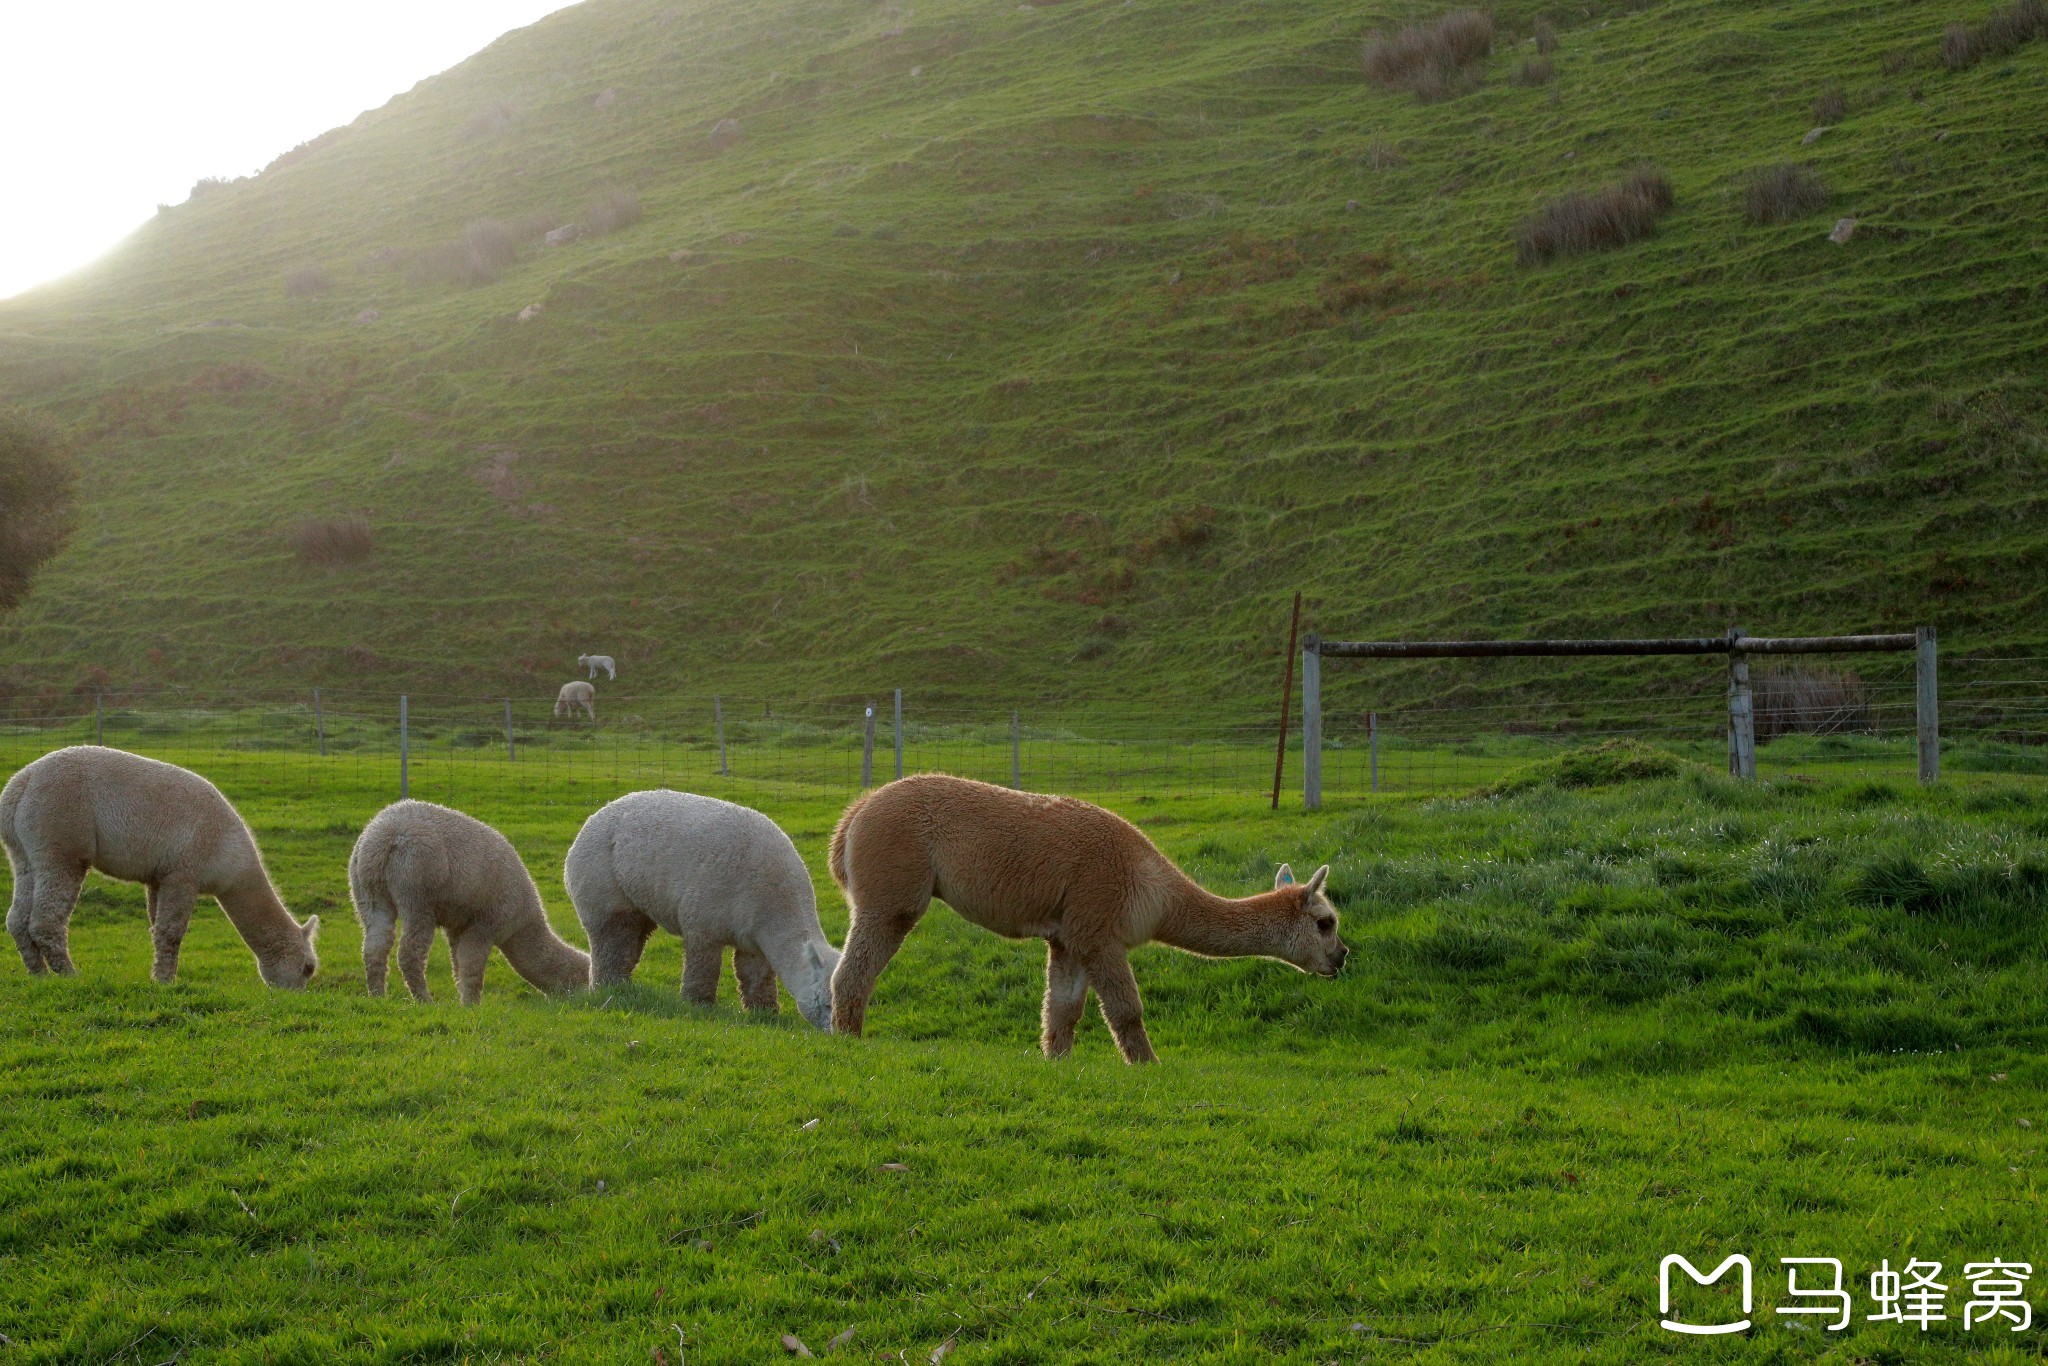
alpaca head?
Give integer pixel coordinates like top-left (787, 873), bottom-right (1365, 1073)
top-left (1271, 864), bottom-right (1347, 977)
top-left (258, 914), bottom-right (321, 990)
top-left (794, 937), bottom-right (842, 1031)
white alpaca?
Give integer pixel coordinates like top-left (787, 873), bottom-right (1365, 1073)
top-left (348, 800), bottom-right (590, 1004)
top-left (565, 789), bottom-right (841, 1029)
top-left (577, 654), bottom-right (617, 681)
top-left (554, 680), bottom-right (596, 720)
top-left (1, 746), bottom-right (320, 987)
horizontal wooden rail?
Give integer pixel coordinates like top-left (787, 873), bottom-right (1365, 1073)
top-left (1312, 633), bottom-right (1916, 659)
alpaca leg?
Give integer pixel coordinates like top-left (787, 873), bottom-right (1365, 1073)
top-left (1075, 946), bottom-right (1158, 1064)
top-left (733, 946), bottom-right (779, 1013)
top-left (829, 904), bottom-right (924, 1038)
top-left (681, 935), bottom-right (723, 1006)
top-left (360, 911), bottom-right (396, 997)
top-left (145, 883), bottom-right (158, 927)
top-left (586, 907), bottom-right (657, 986)
top-left (6, 850), bottom-right (44, 974)
top-left (28, 865), bottom-right (85, 976)
top-left (147, 875), bottom-right (199, 985)
top-left (451, 928), bottom-right (492, 1006)
top-left (1040, 939), bottom-right (1090, 1059)
top-left (396, 911), bottom-right (436, 1002)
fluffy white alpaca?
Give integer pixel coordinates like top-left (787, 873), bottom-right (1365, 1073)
top-left (1, 746), bottom-right (319, 987)
top-left (348, 799), bottom-right (590, 1004)
top-left (554, 680), bottom-right (596, 720)
top-left (577, 654), bottom-right (617, 681)
top-left (565, 789), bottom-right (840, 1029)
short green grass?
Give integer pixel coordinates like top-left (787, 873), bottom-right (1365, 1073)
top-left (1, 0), bottom-right (2045, 713)
top-left (4, 753), bottom-right (2046, 1362)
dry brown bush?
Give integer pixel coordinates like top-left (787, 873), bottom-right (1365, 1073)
top-left (1515, 55), bottom-right (1556, 85)
top-left (403, 219), bottom-right (520, 287)
top-left (291, 516), bottom-right (373, 568)
top-left (1363, 9), bottom-right (1494, 100)
top-left (462, 100), bottom-right (518, 140)
top-left (1742, 162), bottom-right (1830, 224)
top-left (282, 265), bottom-right (334, 298)
top-left (1515, 166), bottom-right (1673, 264)
top-left (1810, 86), bottom-right (1847, 122)
top-left (1755, 668), bottom-right (1871, 741)
top-left (582, 187), bottom-right (643, 237)
top-left (1534, 17), bottom-right (1559, 52)
top-left (1943, 0), bottom-right (2044, 69)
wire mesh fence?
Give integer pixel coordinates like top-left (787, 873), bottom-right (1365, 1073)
top-left (0, 655), bottom-right (2044, 818)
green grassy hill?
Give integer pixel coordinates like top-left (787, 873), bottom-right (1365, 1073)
top-left (1, 0), bottom-right (2045, 715)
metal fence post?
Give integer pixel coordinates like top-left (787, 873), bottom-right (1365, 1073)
top-left (504, 699), bottom-right (516, 761)
top-left (314, 688), bottom-right (326, 756)
top-left (861, 705), bottom-right (876, 788)
top-left (1916, 625), bottom-right (1939, 785)
top-left (715, 696), bottom-right (729, 776)
top-left (893, 688), bottom-right (904, 781)
top-left (94, 691), bottom-right (103, 747)
top-left (1010, 710), bottom-right (1021, 789)
top-left (1368, 710), bottom-right (1379, 793)
top-left (1301, 635), bottom-right (1322, 810)
top-left (399, 694), bottom-right (410, 799)
top-left (1726, 628), bottom-right (1756, 780)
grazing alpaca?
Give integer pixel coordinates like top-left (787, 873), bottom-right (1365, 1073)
top-left (1, 746), bottom-right (320, 987)
top-left (554, 680), bottom-right (596, 720)
top-left (565, 789), bottom-right (841, 1029)
top-left (577, 653), bottom-right (617, 681)
top-left (348, 799), bottom-right (590, 1004)
top-left (829, 774), bottom-right (1347, 1063)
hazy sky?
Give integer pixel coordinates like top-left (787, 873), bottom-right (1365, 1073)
top-left (0, 2), bottom-right (574, 301)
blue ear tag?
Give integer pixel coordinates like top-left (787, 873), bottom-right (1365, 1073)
top-left (1278, 871), bottom-right (1294, 885)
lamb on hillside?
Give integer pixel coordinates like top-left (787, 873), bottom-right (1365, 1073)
top-left (348, 799), bottom-right (590, 1004)
top-left (565, 789), bottom-right (841, 1029)
top-left (577, 654), bottom-right (617, 681)
top-left (828, 774), bottom-right (1349, 1063)
top-left (1, 746), bottom-right (320, 987)
top-left (555, 680), bottom-right (596, 720)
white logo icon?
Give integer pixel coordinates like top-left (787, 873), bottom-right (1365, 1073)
top-left (1660, 1254), bottom-right (1753, 1336)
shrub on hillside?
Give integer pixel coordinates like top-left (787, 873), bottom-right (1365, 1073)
top-left (1942, 0), bottom-right (2045, 69)
top-left (282, 265), bottom-right (334, 298)
top-left (403, 219), bottom-right (520, 287)
top-left (1515, 55), bottom-right (1556, 85)
top-left (582, 187), bottom-right (642, 237)
top-left (1742, 162), bottom-right (1829, 224)
top-left (1483, 739), bottom-right (1698, 796)
top-left (462, 100), bottom-right (518, 140)
top-left (1363, 10), bottom-right (1494, 100)
top-left (0, 410), bottom-right (77, 613)
top-left (1534, 17), bottom-right (1559, 53)
top-left (291, 515), bottom-right (374, 568)
top-left (1810, 86), bottom-right (1847, 122)
top-left (1515, 166), bottom-right (1673, 264)
top-left (1755, 669), bottom-right (1871, 741)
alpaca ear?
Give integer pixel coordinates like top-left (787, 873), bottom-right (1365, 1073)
top-left (300, 914), bottom-right (321, 944)
top-left (1304, 865), bottom-right (1329, 897)
top-left (1274, 863), bottom-right (1295, 889)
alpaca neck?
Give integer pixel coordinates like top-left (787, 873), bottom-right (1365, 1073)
top-left (217, 877), bottom-right (301, 964)
top-left (499, 919), bottom-right (591, 994)
top-left (1154, 878), bottom-right (1296, 959)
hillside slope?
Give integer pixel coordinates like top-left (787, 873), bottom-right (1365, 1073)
top-left (1, 0), bottom-right (2044, 716)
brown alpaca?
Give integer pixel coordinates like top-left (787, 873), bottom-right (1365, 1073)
top-left (828, 774), bottom-right (1347, 1063)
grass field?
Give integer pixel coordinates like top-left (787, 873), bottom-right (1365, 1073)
top-left (4, 749), bottom-right (2047, 1362)
top-left (1, 0), bottom-right (2046, 711)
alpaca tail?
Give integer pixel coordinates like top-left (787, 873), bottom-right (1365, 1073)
top-left (499, 919), bottom-right (592, 995)
top-left (828, 790), bottom-right (872, 894)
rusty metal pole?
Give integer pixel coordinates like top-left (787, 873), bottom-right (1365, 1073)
top-left (1270, 592), bottom-right (1302, 810)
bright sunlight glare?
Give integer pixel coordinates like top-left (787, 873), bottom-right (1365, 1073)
top-left (0, 2), bottom-right (575, 301)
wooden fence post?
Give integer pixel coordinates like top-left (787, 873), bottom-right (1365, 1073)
top-left (893, 688), bottom-right (904, 781)
top-left (94, 691), bottom-right (103, 747)
top-left (1010, 711), bottom-right (1022, 788)
top-left (1916, 625), bottom-right (1939, 785)
top-left (1368, 710), bottom-right (1379, 793)
top-left (314, 688), bottom-right (326, 756)
top-left (399, 694), bottom-right (410, 799)
top-left (861, 705), bottom-right (876, 788)
top-left (1301, 634), bottom-right (1322, 810)
top-left (504, 699), bottom-right (516, 761)
top-left (714, 696), bottom-right (729, 776)
top-left (1270, 591), bottom-right (1302, 811)
top-left (1725, 628), bottom-right (1755, 780)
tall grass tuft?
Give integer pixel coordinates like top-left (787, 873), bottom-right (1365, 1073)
top-left (290, 516), bottom-right (374, 568)
top-left (1810, 87), bottom-right (1847, 122)
top-left (402, 220), bottom-right (520, 287)
top-left (1942, 0), bottom-right (2045, 69)
top-left (582, 187), bottom-right (643, 237)
top-left (1533, 17), bottom-right (1559, 53)
top-left (1515, 56), bottom-right (1556, 85)
top-left (1515, 166), bottom-right (1673, 264)
top-left (1363, 10), bottom-right (1495, 101)
top-left (1742, 163), bottom-right (1830, 224)
top-left (282, 265), bottom-right (334, 299)
top-left (1755, 668), bottom-right (1870, 740)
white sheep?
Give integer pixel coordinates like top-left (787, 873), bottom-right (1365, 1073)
top-left (1, 746), bottom-right (320, 987)
top-left (564, 789), bottom-right (841, 1029)
top-left (348, 799), bottom-right (590, 1004)
top-left (554, 680), bottom-right (596, 720)
top-left (577, 654), bottom-right (617, 681)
